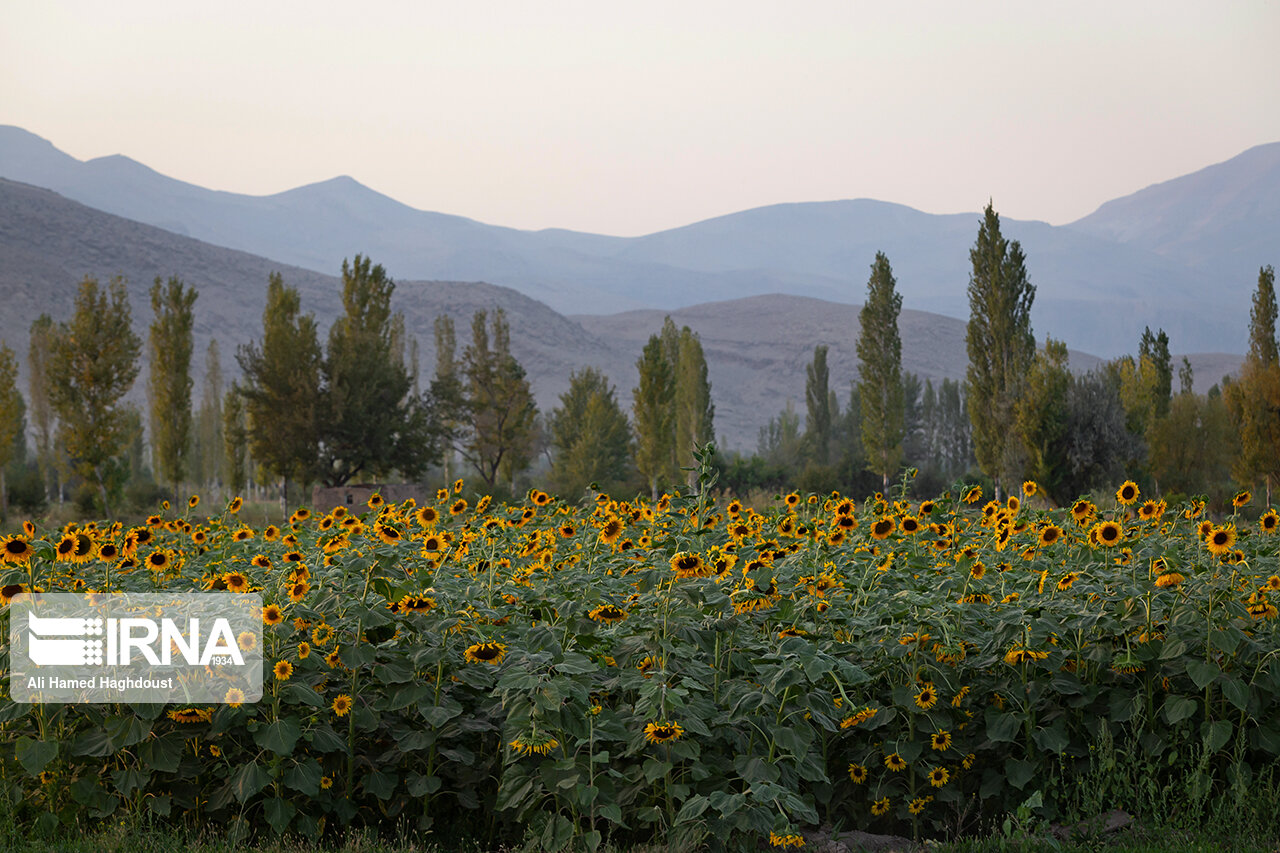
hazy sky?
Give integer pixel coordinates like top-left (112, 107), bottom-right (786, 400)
top-left (5, 1), bottom-right (1278, 236)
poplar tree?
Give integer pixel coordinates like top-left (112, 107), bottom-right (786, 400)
top-left (461, 309), bottom-right (537, 489)
top-left (27, 315), bottom-right (58, 502)
top-left (223, 387), bottom-right (248, 494)
top-left (804, 345), bottom-right (832, 466)
top-left (46, 276), bottom-right (142, 516)
top-left (0, 344), bottom-right (25, 515)
top-left (1014, 338), bottom-right (1072, 502)
top-left (319, 255), bottom-right (437, 486)
top-left (430, 314), bottom-right (465, 482)
top-left (965, 203), bottom-right (1035, 499)
top-left (675, 328), bottom-right (715, 480)
top-left (858, 252), bottom-right (905, 489)
top-left (148, 276), bottom-right (198, 495)
top-left (236, 272), bottom-right (323, 496)
top-left (633, 335), bottom-right (675, 499)
top-left (1225, 265), bottom-right (1280, 502)
top-left (194, 339), bottom-right (224, 491)
top-left (549, 368), bottom-right (633, 497)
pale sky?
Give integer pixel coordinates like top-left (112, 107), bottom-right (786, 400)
top-left (5, 1), bottom-right (1279, 236)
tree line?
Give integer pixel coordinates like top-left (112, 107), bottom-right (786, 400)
top-left (0, 210), bottom-right (1275, 519)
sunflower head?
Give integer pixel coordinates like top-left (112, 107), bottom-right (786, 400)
top-left (643, 720), bottom-right (684, 744)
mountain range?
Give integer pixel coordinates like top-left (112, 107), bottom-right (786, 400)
top-left (3, 126), bottom-right (1277, 357)
top-left (1, 126), bottom-right (1271, 450)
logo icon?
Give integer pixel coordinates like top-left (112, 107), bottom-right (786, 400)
top-left (27, 613), bottom-right (105, 666)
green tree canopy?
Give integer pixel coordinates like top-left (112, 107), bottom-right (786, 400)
top-left (461, 309), bottom-right (538, 489)
top-left (858, 251), bottom-right (905, 489)
top-left (965, 203), bottom-right (1035, 499)
top-left (148, 276), bottom-right (197, 494)
top-left (0, 343), bottom-right (26, 516)
top-left (46, 276), bottom-right (142, 516)
top-left (549, 368), bottom-right (633, 498)
top-left (632, 334), bottom-right (675, 499)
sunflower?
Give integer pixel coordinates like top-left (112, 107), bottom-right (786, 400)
top-left (262, 604), bottom-right (284, 625)
top-left (1155, 572), bottom-right (1185, 588)
top-left (263, 525), bottom-right (280, 542)
top-left (840, 707), bottom-right (879, 728)
top-left (871, 797), bottom-right (890, 816)
top-left (1206, 525), bottom-right (1236, 556)
top-left (914, 684), bottom-right (938, 710)
top-left (325, 648), bottom-right (343, 669)
top-left (884, 752), bottom-right (907, 772)
top-left (969, 561), bottom-right (986, 580)
top-left (531, 490), bottom-right (552, 507)
top-left (167, 706), bottom-right (213, 724)
top-left (847, 763), bottom-right (868, 783)
top-left (1233, 490), bottom-right (1252, 508)
top-left (1037, 525), bottom-right (1062, 547)
top-left (929, 766), bottom-right (950, 787)
top-left (233, 528), bottom-right (253, 542)
top-left (931, 730), bottom-right (952, 751)
top-left (509, 733), bottom-right (559, 756)
top-left (900, 516), bottom-right (921, 535)
top-left (224, 687), bottom-right (246, 707)
top-left (464, 642), bottom-right (506, 665)
top-left (669, 551), bottom-right (710, 579)
top-left (375, 524), bottom-right (403, 546)
top-left (97, 542), bottom-right (120, 561)
top-left (54, 534), bottom-right (76, 562)
top-left (908, 795), bottom-right (933, 815)
top-left (297, 641), bottom-right (311, 659)
top-left (449, 499), bottom-right (468, 516)
top-left (312, 624), bottom-right (335, 645)
top-left (228, 497), bottom-right (243, 513)
top-left (1022, 480), bottom-right (1038, 498)
top-left (320, 775), bottom-right (333, 789)
top-left (599, 518), bottom-right (624, 545)
top-left (769, 832), bottom-right (806, 849)
top-left (273, 660), bottom-right (293, 681)
top-left (1260, 510), bottom-right (1278, 534)
top-left (870, 518), bottom-right (895, 540)
top-left (558, 524), bottom-right (576, 538)
top-left (1092, 520), bottom-right (1123, 547)
top-left (288, 580), bottom-right (310, 603)
top-left (1057, 572), bottom-right (1079, 591)
top-left (223, 571), bottom-right (250, 592)
top-left (643, 720), bottom-right (684, 744)
top-left (588, 604), bottom-right (627, 624)
top-left (0, 536), bottom-right (35, 563)
top-left (398, 594), bottom-right (436, 614)
top-left (332, 694), bottom-right (353, 717)
top-left (237, 631), bottom-right (258, 652)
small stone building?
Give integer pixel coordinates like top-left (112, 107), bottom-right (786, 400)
top-left (310, 483), bottom-right (431, 514)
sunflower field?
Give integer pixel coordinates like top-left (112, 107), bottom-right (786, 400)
top-left (2, 463), bottom-right (1280, 851)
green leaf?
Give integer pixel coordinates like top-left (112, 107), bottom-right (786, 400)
top-left (140, 735), bottom-right (183, 773)
top-left (284, 758), bottom-right (323, 796)
top-left (105, 714), bottom-right (149, 748)
top-left (307, 726), bottom-right (346, 753)
top-left (284, 682), bottom-right (325, 708)
top-left (147, 795), bottom-right (172, 817)
top-left (1006, 759), bottom-right (1037, 790)
top-left (675, 794), bottom-right (709, 823)
top-left (1162, 695), bottom-right (1198, 725)
top-left (1223, 678), bottom-right (1251, 712)
top-left (986, 711), bottom-right (1020, 743)
top-left (231, 762), bottom-right (272, 803)
top-left (70, 729), bottom-right (117, 758)
top-left (1033, 721), bottom-right (1070, 753)
top-left (264, 797), bottom-right (296, 834)
top-left (1202, 720), bottom-right (1233, 754)
top-left (111, 767), bottom-right (148, 797)
top-left (15, 737), bottom-right (57, 776)
top-left (363, 769), bottom-right (397, 800)
top-left (1188, 660), bottom-right (1221, 690)
top-left (254, 719), bottom-right (301, 756)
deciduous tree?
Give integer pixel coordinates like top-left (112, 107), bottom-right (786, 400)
top-left (0, 343), bottom-right (25, 515)
top-left (549, 368), bottom-right (633, 498)
top-left (858, 252), bottom-right (905, 489)
top-left (148, 276), bottom-right (197, 495)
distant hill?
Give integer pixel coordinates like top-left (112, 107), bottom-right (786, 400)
top-left (4, 126), bottom-right (1275, 356)
top-left (1070, 142), bottom-right (1280, 284)
top-left (9, 178), bottom-right (1237, 452)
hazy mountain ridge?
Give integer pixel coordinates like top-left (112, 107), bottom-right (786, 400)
top-left (7, 178), bottom-right (1239, 453)
top-left (3, 126), bottom-right (1276, 356)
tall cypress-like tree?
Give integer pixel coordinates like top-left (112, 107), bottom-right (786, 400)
top-left (431, 314), bottom-right (465, 482)
top-left (0, 343), bottom-right (25, 516)
top-left (675, 328), bottom-right (715, 480)
top-left (222, 387), bottom-right (248, 494)
top-left (194, 339), bottom-right (224, 491)
top-left (46, 276), bottom-right (142, 516)
top-left (804, 345), bottom-right (832, 466)
top-left (633, 334), bottom-right (675, 499)
top-left (1225, 265), bottom-right (1280, 503)
top-left (148, 276), bottom-right (198, 495)
top-left (28, 315), bottom-right (58, 503)
top-left (236, 272), bottom-right (323, 497)
top-left (461, 309), bottom-right (537, 489)
top-left (965, 203), bottom-right (1035, 499)
top-left (858, 252), bottom-right (905, 489)
top-left (320, 255), bottom-right (437, 487)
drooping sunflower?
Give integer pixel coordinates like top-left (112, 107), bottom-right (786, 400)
top-left (398, 594), bottom-right (436, 614)
top-left (509, 733), bottom-right (559, 756)
top-left (643, 720), bottom-right (684, 744)
top-left (1155, 572), bottom-right (1185, 588)
top-left (1057, 572), bottom-right (1079, 591)
top-left (588, 604), bottom-right (627, 624)
top-left (962, 485), bottom-right (982, 504)
top-left (669, 551), bottom-right (710, 579)
top-left (375, 524), bottom-right (403, 546)
top-left (464, 642), bottom-right (507, 665)
top-left (884, 752), bottom-right (907, 772)
top-left (332, 694), bottom-right (353, 717)
top-left (297, 641), bottom-right (311, 659)
top-left (228, 497), bottom-right (243, 513)
top-left (840, 707), bottom-right (879, 728)
top-left (1233, 490), bottom-right (1252, 508)
top-left (167, 707), bottom-right (212, 724)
